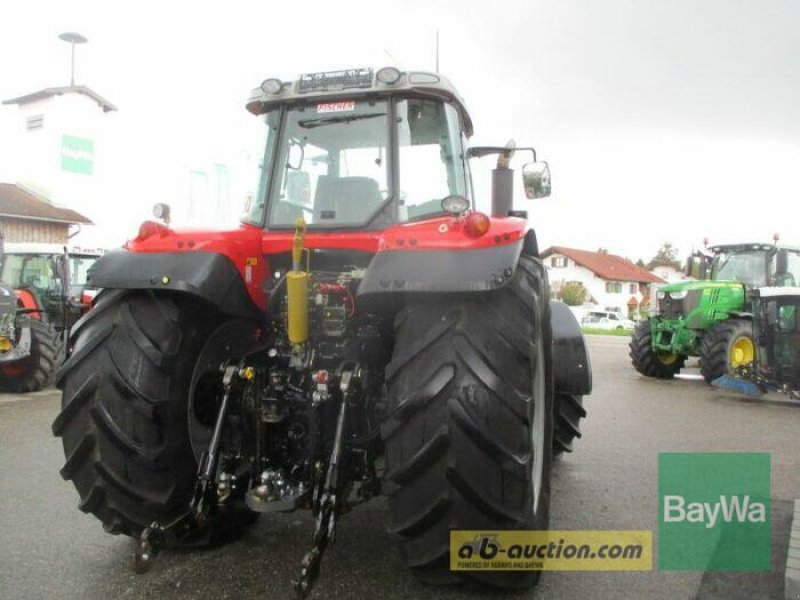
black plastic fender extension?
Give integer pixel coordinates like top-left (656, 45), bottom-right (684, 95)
top-left (86, 250), bottom-right (260, 318)
top-left (357, 239), bottom-right (523, 300)
top-left (550, 300), bottom-right (593, 396)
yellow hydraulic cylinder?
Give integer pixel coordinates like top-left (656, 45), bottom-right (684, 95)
top-left (287, 218), bottom-right (309, 345)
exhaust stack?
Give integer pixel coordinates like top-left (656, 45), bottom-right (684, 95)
top-left (491, 140), bottom-right (516, 217)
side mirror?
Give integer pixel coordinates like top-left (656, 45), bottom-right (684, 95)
top-left (522, 161), bottom-right (551, 199)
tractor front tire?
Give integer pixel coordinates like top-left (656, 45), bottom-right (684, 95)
top-left (699, 318), bottom-right (754, 384)
top-left (0, 316), bottom-right (61, 393)
top-left (382, 255), bottom-right (554, 589)
top-left (629, 320), bottom-right (686, 379)
top-left (52, 290), bottom-right (255, 541)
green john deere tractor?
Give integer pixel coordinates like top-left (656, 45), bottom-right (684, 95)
top-left (630, 242), bottom-right (800, 383)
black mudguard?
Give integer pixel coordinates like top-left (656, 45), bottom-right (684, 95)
top-left (357, 239), bottom-right (523, 299)
top-left (550, 300), bottom-right (592, 395)
top-left (86, 250), bottom-right (260, 318)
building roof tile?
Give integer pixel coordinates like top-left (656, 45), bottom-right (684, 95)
top-left (0, 183), bottom-right (92, 225)
top-left (542, 246), bottom-right (665, 284)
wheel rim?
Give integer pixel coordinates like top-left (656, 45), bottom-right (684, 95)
top-left (657, 353), bottom-right (679, 366)
top-left (531, 335), bottom-right (546, 513)
top-left (730, 336), bottom-right (754, 367)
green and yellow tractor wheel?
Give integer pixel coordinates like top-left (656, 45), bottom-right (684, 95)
top-left (699, 319), bottom-right (755, 384)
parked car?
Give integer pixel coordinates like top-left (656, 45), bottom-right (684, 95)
top-left (582, 310), bottom-right (636, 330)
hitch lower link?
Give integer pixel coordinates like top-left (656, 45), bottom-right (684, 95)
top-left (131, 363), bottom-right (243, 574)
top-left (294, 366), bottom-right (355, 599)
top-left (131, 360), bottom-right (357, 600)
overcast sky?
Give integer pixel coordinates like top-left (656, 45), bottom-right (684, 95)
top-left (1, 0), bottom-right (798, 260)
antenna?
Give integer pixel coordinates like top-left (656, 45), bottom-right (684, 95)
top-left (383, 49), bottom-right (401, 68)
top-left (435, 30), bottom-right (439, 72)
top-left (59, 32), bottom-right (88, 86)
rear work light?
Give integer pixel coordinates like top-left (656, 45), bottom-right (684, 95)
top-left (441, 195), bottom-right (470, 215)
top-left (376, 66), bottom-right (402, 85)
top-left (260, 78), bottom-right (283, 94)
top-left (463, 212), bottom-right (491, 238)
top-left (136, 220), bottom-right (170, 241)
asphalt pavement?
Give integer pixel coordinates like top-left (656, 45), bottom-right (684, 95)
top-left (1, 335), bottom-right (798, 600)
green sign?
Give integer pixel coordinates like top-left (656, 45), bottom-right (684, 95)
top-left (61, 134), bottom-right (94, 175)
top-left (658, 452), bottom-right (770, 571)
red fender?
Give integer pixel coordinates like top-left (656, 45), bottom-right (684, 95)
top-left (15, 289), bottom-right (42, 319)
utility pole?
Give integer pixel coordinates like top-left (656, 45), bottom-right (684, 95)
top-left (58, 32), bottom-right (88, 86)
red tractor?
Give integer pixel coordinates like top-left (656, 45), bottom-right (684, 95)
top-left (0, 243), bottom-right (100, 392)
top-left (52, 68), bottom-right (591, 596)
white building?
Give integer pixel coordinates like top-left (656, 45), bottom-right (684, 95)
top-left (649, 264), bottom-right (691, 283)
top-left (1, 84), bottom-right (239, 250)
top-left (542, 246), bottom-right (665, 318)
top-left (2, 85), bottom-right (116, 248)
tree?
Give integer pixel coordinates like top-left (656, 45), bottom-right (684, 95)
top-left (647, 242), bottom-right (681, 270)
top-left (635, 258), bottom-right (646, 268)
top-left (559, 282), bottom-right (587, 306)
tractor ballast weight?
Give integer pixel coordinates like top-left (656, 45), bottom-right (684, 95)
top-left (54, 67), bottom-right (591, 597)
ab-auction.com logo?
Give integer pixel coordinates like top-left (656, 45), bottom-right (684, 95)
top-left (450, 530), bottom-right (652, 571)
top-left (658, 452), bottom-right (771, 571)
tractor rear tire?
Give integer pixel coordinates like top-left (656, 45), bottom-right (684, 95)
top-left (629, 320), bottom-right (686, 379)
top-left (52, 290), bottom-right (256, 541)
top-left (553, 393), bottom-right (586, 455)
top-left (382, 255), bottom-right (554, 589)
top-left (699, 318), bottom-right (754, 384)
top-left (0, 316), bottom-right (61, 393)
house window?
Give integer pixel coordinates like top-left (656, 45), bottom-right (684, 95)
top-left (26, 114), bottom-right (44, 131)
top-left (605, 282), bottom-right (623, 294)
top-left (629, 283), bottom-right (638, 294)
top-left (550, 256), bottom-right (567, 268)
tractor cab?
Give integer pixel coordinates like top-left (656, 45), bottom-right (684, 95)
top-left (241, 67), bottom-right (549, 231)
top-left (687, 243), bottom-right (800, 288)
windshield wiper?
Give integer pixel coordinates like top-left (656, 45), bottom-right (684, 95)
top-left (298, 113), bottom-right (386, 129)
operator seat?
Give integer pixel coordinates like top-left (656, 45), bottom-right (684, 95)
top-left (313, 176), bottom-right (382, 224)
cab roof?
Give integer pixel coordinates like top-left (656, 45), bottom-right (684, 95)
top-left (709, 243), bottom-right (800, 254)
top-left (245, 68), bottom-right (474, 136)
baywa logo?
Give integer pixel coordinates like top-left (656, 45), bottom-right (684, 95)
top-left (658, 452), bottom-right (771, 571)
top-left (663, 494), bottom-right (767, 529)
